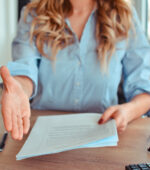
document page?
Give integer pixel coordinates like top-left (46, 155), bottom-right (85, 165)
top-left (16, 113), bottom-right (118, 160)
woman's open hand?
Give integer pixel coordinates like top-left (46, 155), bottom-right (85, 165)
top-left (0, 66), bottom-right (31, 140)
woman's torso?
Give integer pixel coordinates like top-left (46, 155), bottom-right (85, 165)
top-left (31, 11), bottom-right (127, 113)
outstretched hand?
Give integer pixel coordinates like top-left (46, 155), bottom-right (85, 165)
top-left (0, 66), bottom-right (31, 140)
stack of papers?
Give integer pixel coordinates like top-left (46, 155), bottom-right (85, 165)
top-left (16, 113), bottom-right (118, 160)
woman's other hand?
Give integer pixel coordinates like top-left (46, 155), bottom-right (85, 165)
top-left (98, 103), bottom-right (134, 134)
top-left (0, 66), bottom-right (31, 140)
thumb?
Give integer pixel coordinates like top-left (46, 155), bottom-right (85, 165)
top-left (0, 66), bottom-right (12, 90)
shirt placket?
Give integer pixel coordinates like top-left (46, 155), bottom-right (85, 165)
top-left (73, 13), bottom-right (93, 111)
top-left (73, 51), bottom-right (83, 111)
top-left (65, 13), bottom-right (94, 111)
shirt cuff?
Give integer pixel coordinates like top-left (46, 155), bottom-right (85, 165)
top-left (125, 88), bottom-right (150, 102)
top-left (7, 62), bottom-right (38, 100)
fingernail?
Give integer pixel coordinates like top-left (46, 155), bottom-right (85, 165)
top-left (98, 119), bottom-right (104, 124)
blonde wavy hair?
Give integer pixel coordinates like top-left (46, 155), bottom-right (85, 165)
top-left (24, 0), bottom-right (132, 68)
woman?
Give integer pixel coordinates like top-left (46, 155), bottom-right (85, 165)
top-left (1, 0), bottom-right (150, 140)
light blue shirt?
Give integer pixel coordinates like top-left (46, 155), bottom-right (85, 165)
top-left (7, 7), bottom-right (150, 113)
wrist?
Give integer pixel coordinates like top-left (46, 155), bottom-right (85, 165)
top-left (125, 93), bottom-right (150, 122)
top-left (14, 76), bottom-right (33, 98)
top-left (128, 102), bottom-right (137, 122)
top-left (121, 102), bottom-right (138, 123)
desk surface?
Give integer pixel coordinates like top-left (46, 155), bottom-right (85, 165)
top-left (0, 110), bottom-right (150, 170)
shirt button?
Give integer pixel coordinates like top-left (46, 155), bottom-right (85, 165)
top-left (76, 82), bottom-right (80, 86)
top-left (75, 99), bottom-right (79, 104)
top-left (78, 61), bottom-right (81, 66)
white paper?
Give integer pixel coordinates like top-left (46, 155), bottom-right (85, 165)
top-left (16, 113), bottom-right (118, 160)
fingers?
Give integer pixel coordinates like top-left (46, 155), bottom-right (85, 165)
top-left (1, 107), bottom-right (23, 140)
top-left (2, 108), bottom-right (30, 140)
top-left (98, 106), bottom-right (117, 124)
top-left (22, 107), bottom-right (31, 134)
top-left (11, 113), bottom-right (24, 140)
top-left (0, 66), bottom-right (12, 91)
top-left (1, 100), bottom-right (31, 140)
top-left (11, 114), bottom-right (30, 140)
top-left (118, 126), bottom-right (126, 134)
top-left (114, 113), bottom-right (123, 127)
top-left (11, 112), bottom-right (30, 140)
top-left (23, 116), bottom-right (30, 134)
top-left (12, 114), bottom-right (19, 140)
top-left (115, 115), bottom-right (127, 134)
top-left (18, 115), bottom-right (23, 140)
top-left (1, 108), bottom-right (12, 132)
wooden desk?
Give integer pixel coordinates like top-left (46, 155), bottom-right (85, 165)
top-left (0, 110), bottom-right (150, 170)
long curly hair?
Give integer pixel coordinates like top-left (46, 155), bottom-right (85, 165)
top-left (24, 0), bottom-right (132, 68)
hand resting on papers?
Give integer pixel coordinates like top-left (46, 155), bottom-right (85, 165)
top-left (98, 93), bottom-right (150, 134)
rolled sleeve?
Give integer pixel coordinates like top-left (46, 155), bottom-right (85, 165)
top-left (8, 7), bottom-right (41, 99)
top-left (7, 58), bottom-right (39, 99)
top-left (122, 7), bottom-right (150, 102)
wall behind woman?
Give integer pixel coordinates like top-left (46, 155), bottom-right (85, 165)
top-left (134, 0), bottom-right (147, 33)
top-left (0, 0), bottom-right (17, 66)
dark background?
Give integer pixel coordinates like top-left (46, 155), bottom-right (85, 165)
top-left (18, 0), bottom-right (30, 19)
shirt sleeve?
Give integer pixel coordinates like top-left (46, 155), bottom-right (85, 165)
top-left (7, 7), bottom-right (41, 99)
top-left (122, 7), bottom-right (150, 104)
